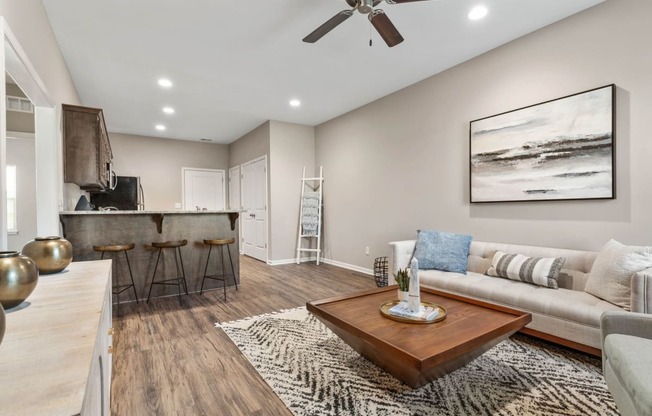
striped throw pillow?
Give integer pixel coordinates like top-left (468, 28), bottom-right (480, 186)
top-left (486, 252), bottom-right (565, 289)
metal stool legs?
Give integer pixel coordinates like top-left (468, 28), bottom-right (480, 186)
top-left (200, 242), bottom-right (236, 300)
top-left (146, 244), bottom-right (189, 306)
top-left (101, 250), bottom-right (139, 317)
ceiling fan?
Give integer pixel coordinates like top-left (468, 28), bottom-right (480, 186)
top-left (303, 0), bottom-right (430, 48)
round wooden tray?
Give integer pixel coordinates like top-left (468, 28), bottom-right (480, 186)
top-left (379, 300), bottom-right (447, 324)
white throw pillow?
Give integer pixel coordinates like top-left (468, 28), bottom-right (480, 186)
top-left (585, 239), bottom-right (652, 310)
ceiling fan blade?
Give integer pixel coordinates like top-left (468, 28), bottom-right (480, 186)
top-left (303, 10), bottom-right (354, 43)
top-left (369, 10), bottom-right (404, 47)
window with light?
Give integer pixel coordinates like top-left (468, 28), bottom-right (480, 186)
top-left (6, 165), bottom-right (17, 232)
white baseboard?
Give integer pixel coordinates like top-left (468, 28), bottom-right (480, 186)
top-left (267, 257), bottom-right (373, 276)
top-left (269, 256), bottom-right (317, 265)
top-left (267, 258), bottom-right (301, 266)
top-left (321, 258), bottom-right (373, 276)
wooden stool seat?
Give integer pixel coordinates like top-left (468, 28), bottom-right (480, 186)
top-left (200, 237), bottom-right (237, 300)
top-left (203, 238), bottom-right (235, 246)
top-left (147, 240), bottom-right (189, 305)
top-left (94, 242), bottom-right (138, 316)
top-left (93, 243), bottom-right (136, 252)
top-left (152, 240), bottom-right (187, 249)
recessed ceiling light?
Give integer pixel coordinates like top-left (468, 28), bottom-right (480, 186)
top-left (289, 99), bottom-right (301, 107)
top-left (155, 124), bottom-right (166, 131)
top-left (162, 106), bottom-right (175, 114)
top-left (468, 6), bottom-right (488, 20)
top-left (158, 78), bottom-right (173, 88)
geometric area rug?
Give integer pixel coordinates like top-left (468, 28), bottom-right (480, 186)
top-left (217, 307), bottom-right (618, 416)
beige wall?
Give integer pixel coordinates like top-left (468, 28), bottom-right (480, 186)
top-left (0, 0), bottom-right (80, 105)
top-left (228, 121), bottom-right (270, 168)
top-left (315, 0), bottom-right (652, 270)
top-left (6, 137), bottom-right (36, 250)
top-left (6, 83), bottom-right (35, 133)
top-left (269, 121), bottom-right (315, 262)
top-left (110, 133), bottom-right (229, 211)
top-left (228, 120), bottom-right (315, 263)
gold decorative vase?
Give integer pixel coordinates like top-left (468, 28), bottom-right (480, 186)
top-left (0, 251), bottom-right (38, 309)
top-left (0, 303), bottom-right (5, 345)
top-left (21, 236), bottom-right (73, 275)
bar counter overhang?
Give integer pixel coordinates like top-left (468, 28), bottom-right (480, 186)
top-left (59, 210), bottom-right (240, 302)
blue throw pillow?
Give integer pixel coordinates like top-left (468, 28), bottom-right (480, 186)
top-left (413, 230), bottom-right (473, 274)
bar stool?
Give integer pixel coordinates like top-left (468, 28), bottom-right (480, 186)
top-left (146, 240), bottom-right (189, 305)
top-left (93, 243), bottom-right (138, 316)
top-left (200, 238), bottom-right (237, 301)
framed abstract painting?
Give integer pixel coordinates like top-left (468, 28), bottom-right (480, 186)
top-left (470, 84), bottom-right (615, 203)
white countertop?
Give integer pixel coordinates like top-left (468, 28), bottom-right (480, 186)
top-left (0, 261), bottom-right (111, 416)
top-left (60, 210), bottom-right (240, 215)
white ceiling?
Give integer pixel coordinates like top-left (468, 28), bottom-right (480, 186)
top-left (41, 0), bottom-right (603, 144)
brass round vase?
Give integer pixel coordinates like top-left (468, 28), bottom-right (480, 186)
top-left (0, 303), bottom-right (5, 346)
top-left (21, 236), bottom-right (73, 275)
top-left (0, 251), bottom-right (38, 310)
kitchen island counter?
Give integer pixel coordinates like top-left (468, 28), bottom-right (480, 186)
top-left (60, 210), bottom-right (239, 302)
top-left (60, 209), bottom-right (240, 214)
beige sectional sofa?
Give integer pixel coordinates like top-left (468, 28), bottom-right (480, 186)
top-left (389, 239), bottom-right (652, 354)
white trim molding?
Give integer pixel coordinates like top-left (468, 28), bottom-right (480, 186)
top-left (321, 258), bottom-right (373, 276)
top-left (7, 131), bottom-right (35, 140)
top-left (281, 257), bottom-right (373, 276)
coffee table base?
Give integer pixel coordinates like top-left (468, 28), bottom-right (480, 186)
top-left (308, 287), bottom-right (531, 389)
top-left (318, 318), bottom-right (520, 388)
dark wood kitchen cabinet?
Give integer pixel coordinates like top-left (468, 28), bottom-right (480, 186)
top-left (63, 104), bottom-right (115, 191)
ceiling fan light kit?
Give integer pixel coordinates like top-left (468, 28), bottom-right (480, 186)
top-left (303, 0), bottom-right (431, 47)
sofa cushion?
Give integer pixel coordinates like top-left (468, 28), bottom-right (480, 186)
top-left (585, 240), bottom-right (652, 311)
top-left (419, 270), bottom-right (621, 327)
top-left (467, 241), bottom-right (597, 290)
top-left (413, 230), bottom-right (472, 274)
top-left (604, 334), bottom-right (652, 416)
top-left (487, 251), bottom-right (565, 289)
top-left (467, 255), bottom-right (492, 274)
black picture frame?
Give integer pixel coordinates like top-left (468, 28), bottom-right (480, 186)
top-left (469, 84), bottom-right (615, 203)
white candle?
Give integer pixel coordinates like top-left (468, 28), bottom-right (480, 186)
top-left (408, 258), bottom-right (420, 312)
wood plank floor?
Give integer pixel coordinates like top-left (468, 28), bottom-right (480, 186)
top-left (111, 255), bottom-right (376, 415)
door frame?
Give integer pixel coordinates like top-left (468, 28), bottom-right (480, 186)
top-left (1, 18), bottom-right (57, 249)
top-left (240, 155), bottom-right (268, 263)
top-left (228, 165), bottom-right (241, 211)
top-left (228, 165), bottom-right (242, 253)
top-left (180, 167), bottom-right (226, 211)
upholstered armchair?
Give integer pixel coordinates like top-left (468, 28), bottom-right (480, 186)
top-left (601, 311), bottom-right (652, 416)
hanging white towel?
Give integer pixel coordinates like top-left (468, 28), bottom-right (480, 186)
top-left (301, 192), bottom-right (320, 235)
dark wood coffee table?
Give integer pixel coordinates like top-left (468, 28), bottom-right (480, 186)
top-left (307, 286), bottom-right (532, 388)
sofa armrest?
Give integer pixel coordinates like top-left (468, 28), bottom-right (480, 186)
top-left (601, 311), bottom-right (652, 350)
top-left (388, 240), bottom-right (416, 285)
top-left (631, 266), bottom-right (652, 314)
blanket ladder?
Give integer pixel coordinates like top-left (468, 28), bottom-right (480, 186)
top-left (296, 166), bottom-right (323, 265)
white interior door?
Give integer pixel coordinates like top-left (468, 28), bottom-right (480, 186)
top-left (182, 168), bottom-right (225, 211)
top-left (241, 156), bottom-right (267, 262)
top-left (229, 165), bottom-right (240, 210)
